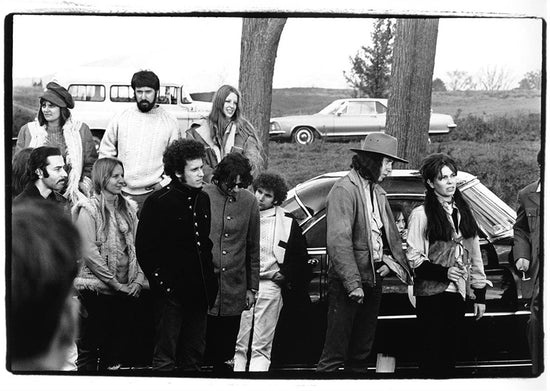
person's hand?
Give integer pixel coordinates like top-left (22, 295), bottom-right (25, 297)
top-left (245, 289), bottom-right (257, 310)
top-left (474, 303), bottom-right (486, 320)
top-left (127, 282), bottom-right (142, 298)
top-left (400, 229), bottom-right (408, 240)
top-left (447, 266), bottom-right (466, 283)
top-left (117, 284), bottom-right (131, 294)
top-left (376, 264), bottom-right (391, 278)
top-left (515, 258), bottom-right (530, 272)
top-left (272, 272), bottom-right (286, 288)
top-left (348, 287), bottom-right (364, 304)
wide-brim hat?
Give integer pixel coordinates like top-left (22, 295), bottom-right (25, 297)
top-left (350, 132), bottom-right (408, 164)
top-left (40, 81), bottom-right (75, 109)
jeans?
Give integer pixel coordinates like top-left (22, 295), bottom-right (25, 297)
top-left (76, 290), bottom-right (139, 371)
top-left (317, 278), bottom-right (383, 372)
top-left (205, 314), bottom-right (241, 372)
top-left (152, 294), bottom-right (207, 371)
top-left (234, 280), bottom-right (283, 371)
top-left (415, 291), bottom-right (465, 378)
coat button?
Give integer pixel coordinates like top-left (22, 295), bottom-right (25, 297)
top-left (197, 241), bottom-right (201, 246)
top-left (222, 267), bottom-right (226, 272)
top-left (166, 288), bottom-right (171, 292)
top-left (227, 216), bottom-right (232, 220)
top-left (222, 250), bottom-right (227, 255)
top-left (194, 222), bottom-right (198, 227)
top-left (224, 233), bottom-right (229, 237)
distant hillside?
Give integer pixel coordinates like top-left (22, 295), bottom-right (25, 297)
top-left (193, 87), bottom-right (541, 118)
top-left (12, 86), bottom-right (541, 139)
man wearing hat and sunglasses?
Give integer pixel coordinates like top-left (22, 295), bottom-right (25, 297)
top-left (202, 152), bottom-right (260, 372)
top-left (317, 132), bottom-right (412, 373)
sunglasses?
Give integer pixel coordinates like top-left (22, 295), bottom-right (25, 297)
top-left (227, 182), bottom-right (247, 189)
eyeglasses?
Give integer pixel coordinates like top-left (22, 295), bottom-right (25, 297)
top-left (228, 182), bottom-right (247, 189)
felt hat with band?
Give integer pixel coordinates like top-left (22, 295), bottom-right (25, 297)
top-left (350, 132), bottom-right (408, 164)
top-left (40, 82), bottom-right (75, 109)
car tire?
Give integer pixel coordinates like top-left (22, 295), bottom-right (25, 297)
top-left (293, 127), bottom-right (315, 145)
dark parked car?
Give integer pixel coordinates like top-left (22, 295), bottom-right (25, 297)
top-left (270, 169), bottom-right (532, 376)
top-left (270, 98), bottom-right (457, 145)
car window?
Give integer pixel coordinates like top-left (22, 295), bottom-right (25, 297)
top-left (68, 84), bottom-right (105, 102)
top-left (281, 196), bottom-right (310, 224)
top-left (158, 86), bottom-right (179, 105)
top-left (375, 101), bottom-right (387, 114)
top-left (459, 178), bottom-right (516, 242)
top-left (110, 85), bottom-right (135, 102)
top-left (360, 101), bottom-right (376, 114)
top-left (318, 100), bottom-right (345, 115)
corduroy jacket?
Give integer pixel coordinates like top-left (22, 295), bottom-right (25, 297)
top-left (203, 183), bottom-right (260, 316)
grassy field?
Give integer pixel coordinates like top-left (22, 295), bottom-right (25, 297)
top-left (10, 86), bottom-right (542, 208)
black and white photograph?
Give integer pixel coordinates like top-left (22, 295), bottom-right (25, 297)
top-left (2, 1), bottom-right (546, 390)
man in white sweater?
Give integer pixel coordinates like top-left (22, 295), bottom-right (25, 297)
top-left (99, 70), bottom-right (179, 212)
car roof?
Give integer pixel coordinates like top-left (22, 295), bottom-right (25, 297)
top-left (52, 67), bottom-right (185, 87)
top-left (331, 98), bottom-right (388, 105)
top-left (285, 169), bottom-right (515, 242)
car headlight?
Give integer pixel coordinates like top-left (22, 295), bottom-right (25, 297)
top-left (270, 122), bottom-right (281, 131)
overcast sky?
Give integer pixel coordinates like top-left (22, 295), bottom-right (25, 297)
top-left (13, 15), bottom-right (542, 91)
top-left (11, 15), bottom-right (542, 91)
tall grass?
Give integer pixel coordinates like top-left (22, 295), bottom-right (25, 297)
top-left (269, 111), bottom-right (542, 209)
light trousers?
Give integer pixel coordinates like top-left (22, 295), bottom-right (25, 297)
top-left (234, 280), bottom-right (283, 371)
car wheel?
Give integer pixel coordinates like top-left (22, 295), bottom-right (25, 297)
top-left (293, 127), bottom-right (315, 145)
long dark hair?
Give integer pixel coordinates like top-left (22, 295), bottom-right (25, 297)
top-left (350, 152), bottom-right (384, 182)
top-left (12, 147), bottom-right (34, 198)
top-left (208, 85), bottom-right (259, 143)
top-left (420, 153), bottom-right (479, 242)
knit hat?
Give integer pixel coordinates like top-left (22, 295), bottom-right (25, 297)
top-left (40, 82), bottom-right (75, 109)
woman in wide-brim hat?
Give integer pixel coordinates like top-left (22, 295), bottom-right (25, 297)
top-left (15, 81), bottom-right (98, 205)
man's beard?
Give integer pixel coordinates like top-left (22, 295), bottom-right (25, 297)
top-left (137, 94), bottom-right (157, 113)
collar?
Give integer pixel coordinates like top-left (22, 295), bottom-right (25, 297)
top-left (436, 195), bottom-right (457, 215)
top-left (170, 175), bottom-right (202, 195)
top-left (260, 207), bottom-right (276, 218)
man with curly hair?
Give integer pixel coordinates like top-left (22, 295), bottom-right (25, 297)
top-left (136, 139), bottom-right (218, 371)
top-left (233, 172), bottom-right (312, 372)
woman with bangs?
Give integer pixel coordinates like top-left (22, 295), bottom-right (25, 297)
top-left (72, 157), bottom-right (145, 371)
top-left (186, 84), bottom-right (264, 181)
top-left (15, 82), bottom-right (97, 205)
top-left (406, 153), bottom-right (490, 378)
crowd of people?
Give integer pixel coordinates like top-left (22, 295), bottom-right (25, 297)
top-left (9, 69), bottom-right (542, 377)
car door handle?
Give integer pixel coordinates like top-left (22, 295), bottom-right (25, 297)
top-left (308, 258), bottom-right (319, 267)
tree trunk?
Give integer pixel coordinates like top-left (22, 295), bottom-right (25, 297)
top-left (239, 18), bottom-right (287, 169)
top-left (386, 18), bottom-right (439, 168)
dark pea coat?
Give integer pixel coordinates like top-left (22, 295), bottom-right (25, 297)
top-left (136, 178), bottom-right (218, 309)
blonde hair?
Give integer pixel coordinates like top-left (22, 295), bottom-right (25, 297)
top-left (91, 158), bottom-right (136, 234)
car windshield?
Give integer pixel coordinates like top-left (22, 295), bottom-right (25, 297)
top-left (318, 100), bottom-right (345, 115)
top-left (458, 177), bottom-right (516, 242)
